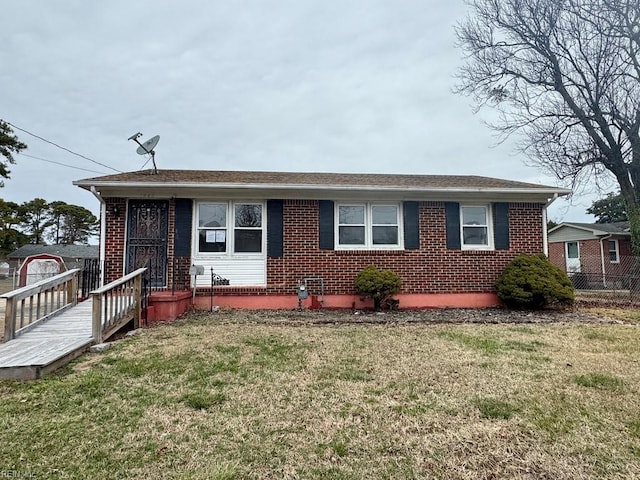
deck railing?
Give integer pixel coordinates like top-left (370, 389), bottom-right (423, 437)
top-left (91, 268), bottom-right (146, 343)
top-left (1, 269), bottom-right (80, 342)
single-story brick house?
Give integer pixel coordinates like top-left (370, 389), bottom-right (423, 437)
top-left (548, 222), bottom-right (632, 288)
top-left (74, 169), bottom-right (568, 312)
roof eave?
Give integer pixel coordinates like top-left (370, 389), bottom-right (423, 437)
top-left (74, 180), bottom-right (571, 196)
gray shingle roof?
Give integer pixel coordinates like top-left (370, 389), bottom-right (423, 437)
top-left (569, 222), bottom-right (629, 234)
top-left (7, 244), bottom-right (99, 260)
top-left (75, 169), bottom-right (566, 192)
top-left (551, 222), bottom-right (630, 236)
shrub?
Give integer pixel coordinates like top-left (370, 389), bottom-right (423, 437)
top-left (354, 265), bottom-right (402, 311)
top-left (495, 254), bottom-right (574, 309)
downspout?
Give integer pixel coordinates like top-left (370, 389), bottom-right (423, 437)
top-left (542, 193), bottom-right (558, 256)
top-left (599, 234), bottom-right (612, 289)
top-left (90, 186), bottom-right (106, 286)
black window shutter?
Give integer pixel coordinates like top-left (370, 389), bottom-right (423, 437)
top-left (403, 201), bottom-right (420, 249)
top-left (493, 202), bottom-right (510, 250)
top-left (174, 199), bottom-right (193, 257)
top-left (445, 202), bottom-right (461, 250)
top-left (267, 200), bottom-right (284, 258)
top-left (318, 200), bottom-right (334, 250)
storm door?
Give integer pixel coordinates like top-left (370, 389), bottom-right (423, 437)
top-left (126, 200), bottom-right (169, 287)
top-left (565, 241), bottom-right (581, 273)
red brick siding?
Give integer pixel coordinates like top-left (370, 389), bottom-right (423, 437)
top-left (548, 242), bottom-right (565, 270)
top-left (104, 198), bottom-right (126, 282)
top-left (103, 198), bottom-right (546, 295)
top-left (266, 200), bottom-right (544, 296)
top-left (548, 237), bottom-right (634, 278)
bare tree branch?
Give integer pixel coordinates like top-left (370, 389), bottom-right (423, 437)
top-left (456, 0), bottom-right (640, 252)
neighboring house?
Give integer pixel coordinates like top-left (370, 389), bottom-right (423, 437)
top-left (548, 222), bottom-right (632, 288)
top-left (73, 170), bottom-right (568, 310)
top-left (7, 244), bottom-right (99, 271)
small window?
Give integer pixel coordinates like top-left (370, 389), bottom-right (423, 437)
top-left (338, 205), bottom-right (366, 245)
top-left (234, 204), bottom-right (262, 253)
top-left (461, 205), bottom-right (491, 249)
top-left (372, 205), bottom-right (399, 245)
top-left (198, 203), bottom-right (227, 252)
top-left (608, 239), bottom-right (619, 263)
top-left (336, 203), bottom-right (401, 249)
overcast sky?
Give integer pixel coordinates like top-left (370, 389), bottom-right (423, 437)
top-left (1, 1), bottom-right (605, 223)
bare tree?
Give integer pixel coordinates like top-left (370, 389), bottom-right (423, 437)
top-left (455, 0), bottom-right (640, 252)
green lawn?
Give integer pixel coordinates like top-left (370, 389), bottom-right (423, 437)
top-left (1, 311), bottom-right (640, 479)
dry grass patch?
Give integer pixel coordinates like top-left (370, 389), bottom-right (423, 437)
top-left (1, 311), bottom-right (640, 478)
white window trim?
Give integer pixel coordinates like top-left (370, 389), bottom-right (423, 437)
top-left (335, 202), bottom-right (404, 250)
top-left (460, 204), bottom-right (494, 251)
top-left (194, 200), bottom-right (266, 258)
top-left (608, 239), bottom-right (620, 263)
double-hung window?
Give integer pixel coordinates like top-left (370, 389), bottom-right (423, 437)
top-left (608, 239), bottom-right (619, 263)
top-left (234, 204), bottom-right (263, 253)
top-left (198, 203), bottom-right (227, 253)
top-left (197, 202), bottom-right (263, 254)
top-left (337, 203), bottom-right (401, 249)
top-left (460, 205), bottom-right (493, 249)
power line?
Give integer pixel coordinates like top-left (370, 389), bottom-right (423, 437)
top-left (19, 153), bottom-right (108, 175)
top-left (6, 121), bottom-right (122, 173)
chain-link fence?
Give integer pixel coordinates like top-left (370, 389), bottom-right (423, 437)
top-left (564, 254), bottom-right (640, 306)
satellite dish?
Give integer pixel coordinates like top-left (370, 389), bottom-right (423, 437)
top-left (136, 135), bottom-right (160, 155)
top-left (128, 132), bottom-right (161, 174)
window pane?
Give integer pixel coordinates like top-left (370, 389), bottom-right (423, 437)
top-left (566, 242), bottom-right (579, 259)
top-left (339, 226), bottom-right (365, 244)
top-left (198, 229), bottom-right (226, 252)
top-left (339, 206), bottom-right (365, 224)
top-left (463, 226), bottom-right (488, 245)
top-left (234, 229), bottom-right (262, 252)
top-left (235, 204), bottom-right (262, 227)
top-left (609, 240), bottom-right (618, 261)
top-left (372, 226), bottom-right (398, 244)
top-left (462, 206), bottom-right (487, 226)
top-left (199, 204), bottom-right (226, 227)
top-left (372, 205), bottom-right (398, 224)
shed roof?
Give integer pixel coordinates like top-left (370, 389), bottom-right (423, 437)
top-left (7, 244), bottom-right (99, 260)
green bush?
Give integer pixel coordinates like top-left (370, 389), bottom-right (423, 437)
top-left (354, 265), bottom-right (402, 311)
top-left (495, 254), bottom-right (574, 309)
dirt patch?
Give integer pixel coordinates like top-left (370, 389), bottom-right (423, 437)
top-left (177, 306), bottom-right (617, 327)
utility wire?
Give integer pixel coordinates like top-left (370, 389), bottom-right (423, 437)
top-left (19, 153), bottom-right (108, 175)
top-left (6, 121), bottom-right (122, 173)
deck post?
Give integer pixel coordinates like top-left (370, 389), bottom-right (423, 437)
top-left (67, 271), bottom-right (79, 306)
top-left (133, 273), bottom-right (142, 329)
top-left (92, 293), bottom-right (103, 343)
top-left (4, 297), bottom-right (15, 342)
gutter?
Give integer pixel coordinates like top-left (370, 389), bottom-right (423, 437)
top-left (599, 234), bottom-right (612, 288)
top-left (542, 193), bottom-right (559, 256)
top-left (74, 180), bottom-right (572, 196)
top-left (90, 186), bottom-right (106, 286)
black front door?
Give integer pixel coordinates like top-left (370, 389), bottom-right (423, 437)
top-left (126, 200), bottom-right (169, 287)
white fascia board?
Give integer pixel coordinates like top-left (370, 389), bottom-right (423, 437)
top-left (75, 181), bottom-right (571, 202)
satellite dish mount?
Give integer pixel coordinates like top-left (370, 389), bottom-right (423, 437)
top-left (128, 132), bottom-right (160, 174)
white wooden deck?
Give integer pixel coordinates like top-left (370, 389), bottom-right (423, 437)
top-left (0, 299), bottom-right (94, 380)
